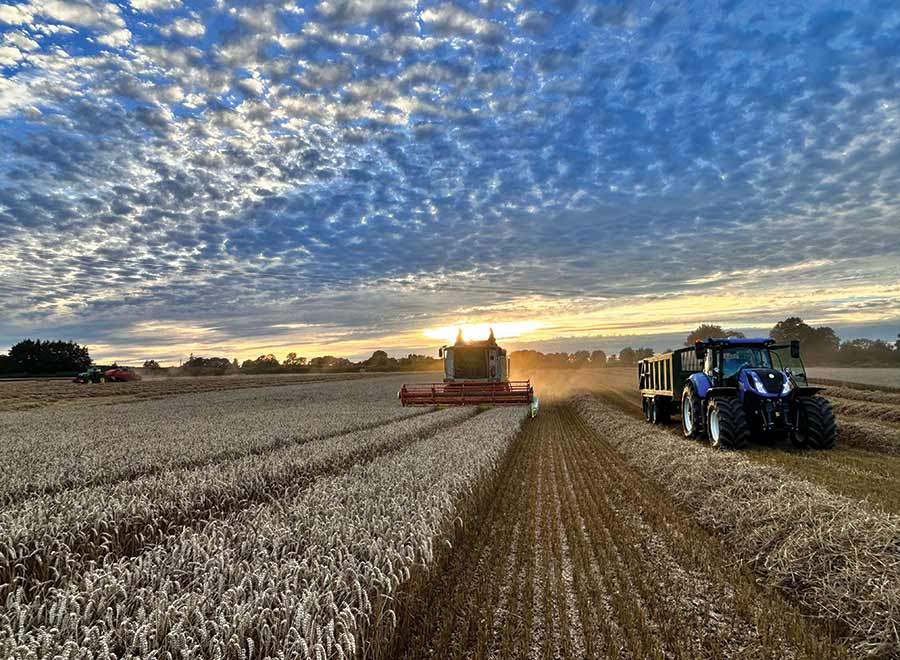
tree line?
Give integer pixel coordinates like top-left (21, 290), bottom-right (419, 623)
top-left (512, 317), bottom-right (900, 370)
top-left (687, 318), bottom-right (900, 366)
top-left (1, 317), bottom-right (898, 376)
top-left (147, 350), bottom-right (443, 376)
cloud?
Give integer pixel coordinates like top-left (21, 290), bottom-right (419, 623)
top-left (1, 0), bottom-right (900, 362)
top-left (130, 0), bottom-right (181, 11)
top-left (96, 27), bottom-right (131, 47)
top-left (3, 31), bottom-right (40, 50)
top-left (0, 4), bottom-right (32, 25)
top-left (315, 0), bottom-right (417, 28)
top-left (37, 0), bottom-right (125, 29)
top-left (0, 44), bottom-right (23, 65)
top-left (165, 16), bottom-right (204, 37)
top-left (421, 3), bottom-right (505, 42)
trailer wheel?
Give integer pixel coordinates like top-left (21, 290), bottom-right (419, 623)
top-left (654, 396), bottom-right (671, 425)
top-left (707, 398), bottom-right (750, 450)
top-left (642, 397), bottom-right (652, 422)
top-left (681, 386), bottom-right (702, 438)
top-left (795, 396), bottom-right (836, 449)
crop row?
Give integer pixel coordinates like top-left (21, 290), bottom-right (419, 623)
top-left (574, 395), bottom-right (900, 658)
top-left (0, 406), bottom-right (476, 605)
top-left (0, 376), bottom-right (421, 504)
top-left (828, 396), bottom-right (900, 424)
top-left (1, 406), bottom-right (527, 659)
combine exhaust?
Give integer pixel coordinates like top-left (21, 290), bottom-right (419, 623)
top-left (400, 328), bottom-right (538, 417)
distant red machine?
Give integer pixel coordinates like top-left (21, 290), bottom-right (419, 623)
top-left (73, 366), bottom-right (141, 383)
top-left (399, 329), bottom-right (537, 416)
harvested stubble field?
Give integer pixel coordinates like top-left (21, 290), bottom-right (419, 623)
top-left (0, 372), bottom-right (385, 412)
top-left (572, 367), bottom-right (900, 515)
top-left (1, 371), bottom-right (898, 659)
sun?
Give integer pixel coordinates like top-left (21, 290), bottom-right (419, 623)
top-left (423, 321), bottom-right (544, 345)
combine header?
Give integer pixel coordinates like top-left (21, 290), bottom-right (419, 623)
top-left (400, 329), bottom-right (538, 416)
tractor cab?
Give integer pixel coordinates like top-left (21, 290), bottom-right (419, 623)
top-left (694, 338), bottom-right (807, 391)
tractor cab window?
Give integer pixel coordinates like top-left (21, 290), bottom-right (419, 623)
top-left (721, 347), bottom-right (772, 379)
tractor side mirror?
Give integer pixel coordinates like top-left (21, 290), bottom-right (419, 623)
top-left (790, 340), bottom-right (800, 359)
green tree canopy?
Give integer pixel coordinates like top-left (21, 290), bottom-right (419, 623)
top-left (684, 324), bottom-right (745, 346)
top-left (7, 339), bottom-right (91, 374)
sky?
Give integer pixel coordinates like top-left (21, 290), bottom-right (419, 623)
top-left (1, 0), bottom-right (899, 364)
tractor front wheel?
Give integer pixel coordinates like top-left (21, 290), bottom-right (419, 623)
top-left (681, 386), bottom-right (703, 439)
top-left (794, 396), bottom-right (837, 449)
top-left (707, 398), bottom-right (750, 450)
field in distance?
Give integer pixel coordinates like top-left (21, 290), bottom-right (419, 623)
top-left (0, 371), bottom-right (395, 412)
top-left (0, 370), bottom-right (897, 659)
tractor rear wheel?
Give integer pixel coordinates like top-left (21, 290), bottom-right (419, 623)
top-left (795, 396), bottom-right (837, 449)
top-left (681, 386), bottom-right (703, 439)
top-left (707, 398), bottom-right (750, 450)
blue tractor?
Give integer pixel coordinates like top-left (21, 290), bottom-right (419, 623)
top-left (638, 338), bottom-right (836, 449)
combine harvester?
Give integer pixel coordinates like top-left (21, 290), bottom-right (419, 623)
top-left (73, 366), bottom-right (141, 384)
top-left (400, 329), bottom-right (538, 417)
top-left (638, 338), bottom-right (836, 449)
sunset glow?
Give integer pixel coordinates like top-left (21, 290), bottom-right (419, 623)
top-left (423, 322), bottom-right (545, 346)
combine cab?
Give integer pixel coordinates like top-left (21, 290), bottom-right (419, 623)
top-left (400, 329), bottom-right (538, 416)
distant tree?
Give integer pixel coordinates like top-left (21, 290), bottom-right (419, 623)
top-left (283, 352), bottom-right (307, 367)
top-left (309, 355), bottom-right (354, 371)
top-left (770, 317), bottom-right (815, 344)
top-left (606, 355), bottom-right (618, 366)
top-left (239, 354), bottom-right (281, 373)
top-left (184, 355), bottom-right (231, 369)
top-left (8, 339), bottom-right (92, 374)
top-left (363, 350), bottom-right (396, 370)
top-left (770, 317), bottom-right (839, 363)
top-left (571, 350), bottom-right (590, 367)
top-left (618, 347), bottom-right (636, 365)
top-left (633, 347), bottom-right (654, 361)
top-left (232, 358), bottom-right (240, 370)
top-left (838, 339), bottom-right (896, 365)
top-left (685, 324), bottom-right (745, 346)
top-left (143, 359), bottom-right (161, 369)
top-left (590, 350), bottom-right (607, 367)
top-left (396, 354), bottom-right (442, 371)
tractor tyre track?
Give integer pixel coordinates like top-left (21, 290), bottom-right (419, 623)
top-left (391, 403), bottom-right (849, 660)
top-left (590, 384), bottom-right (900, 515)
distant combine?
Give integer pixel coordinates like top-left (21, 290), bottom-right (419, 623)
top-left (399, 328), bottom-right (538, 416)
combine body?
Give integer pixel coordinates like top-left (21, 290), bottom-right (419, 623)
top-left (400, 329), bottom-right (537, 415)
top-left (638, 338), bottom-right (836, 449)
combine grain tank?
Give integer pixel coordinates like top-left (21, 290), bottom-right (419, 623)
top-left (399, 328), bottom-right (538, 416)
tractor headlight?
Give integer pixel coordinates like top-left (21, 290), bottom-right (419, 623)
top-left (749, 371), bottom-right (767, 393)
top-left (781, 376), bottom-right (794, 395)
